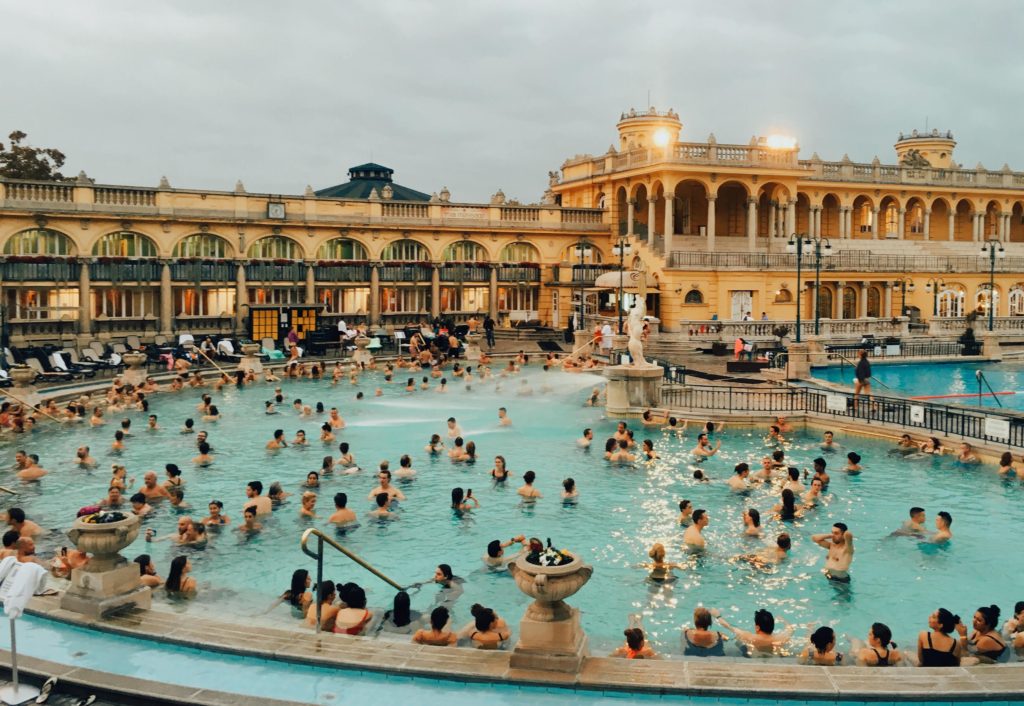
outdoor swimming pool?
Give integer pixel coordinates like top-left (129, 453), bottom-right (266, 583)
top-left (813, 361), bottom-right (1024, 409)
top-left (6, 369), bottom-right (1022, 658)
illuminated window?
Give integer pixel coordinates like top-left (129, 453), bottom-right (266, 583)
top-left (316, 287), bottom-right (370, 314)
top-left (496, 286), bottom-right (537, 311)
top-left (175, 287), bottom-right (236, 316)
top-left (6, 288), bottom-right (79, 319)
top-left (93, 231), bottom-right (158, 257)
top-left (499, 242), bottom-right (540, 263)
top-left (440, 286), bottom-right (489, 312)
top-left (247, 287), bottom-right (303, 305)
top-left (3, 228), bottom-right (73, 256)
top-left (379, 287), bottom-right (430, 313)
top-left (93, 288), bottom-right (157, 318)
top-left (248, 236), bottom-right (299, 260)
top-left (316, 239), bottom-right (368, 260)
top-left (172, 234), bottom-right (230, 259)
top-left (442, 241), bottom-right (487, 262)
top-left (380, 240), bottom-right (429, 261)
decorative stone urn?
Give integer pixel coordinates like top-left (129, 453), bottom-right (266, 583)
top-left (464, 331), bottom-right (482, 361)
top-left (351, 335), bottom-right (373, 366)
top-left (9, 365), bottom-right (35, 391)
top-left (61, 512), bottom-right (151, 618)
top-left (120, 351), bottom-right (149, 386)
top-left (238, 341), bottom-right (264, 373)
top-left (508, 551), bottom-right (593, 673)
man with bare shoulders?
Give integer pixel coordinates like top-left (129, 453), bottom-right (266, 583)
top-left (138, 471), bottom-right (171, 501)
top-left (329, 492), bottom-right (357, 525)
top-left (6, 508), bottom-right (41, 538)
top-left (244, 480), bottom-right (273, 515)
top-left (367, 469), bottom-right (406, 503)
top-left (683, 509), bottom-right (709, 552)
top-left (812, 522), bottom-right (854, 582)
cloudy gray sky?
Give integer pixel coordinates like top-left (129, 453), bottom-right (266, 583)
top-left (4, 0), bottom-right (1022, 203)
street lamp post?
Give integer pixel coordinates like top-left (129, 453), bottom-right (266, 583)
top-left (980, 239), bottom-right (1005, 331)
top-left (924, 277), bottom-right (945, 317)
top-left (894, 277), bottom-right (916, 317)
top-left (612, 234), bottom-right (632, 335)
top-left (786, 234), bottom-right (832, 342)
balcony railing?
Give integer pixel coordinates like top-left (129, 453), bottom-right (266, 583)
top-left (1, 260), bottom-right (80, 282)
top-left (89, 260), bottom-right (162, 281)
top-left (378, 264), bottom-right (433, 282)
top-left (571, 264), bottom-right (620, 284)
top-left (802, 157), bottom-right (1024, 190)
top-left (245, 262), bottom-right (306, 282)
top-left (439, 264), bottom-right (491, 282)
top-left (170, 261), bottom-right (237, 282)
top-left (667, 251), bottom-right (1024, 274)
top-left (679, 317), bottom-right (911, 342)
top-left (94, 187), bottom-right (157, 208)
top-left (314, 264), bottom-right (371, 282)
top-left (496, 265), bottom-right (541, 282)
top-left (3, 181), bottom-right (73, 203)
top-left (929, 316), bottom-right (1024, 334)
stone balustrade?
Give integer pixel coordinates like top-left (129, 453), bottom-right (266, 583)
top-left (928, 316), bottom-right (1024, 334)
top-left (679, 317), bottom-right (911, 342)
top-left (667, 250), bottom-right (1024, 274)
top-left (803, 156), bottom-right (1024, 189)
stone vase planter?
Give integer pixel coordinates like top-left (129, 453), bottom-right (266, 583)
top-left (9, 365), bottom-right (35, 390)
top-left (238, 342), bottom-right (264, 373)
top-left (509, 551), bottom-right (593, 622)
top-left (121, 351), bottom-right (148, 385)
top-left (240, 342), bottom-right (262, 356)
top-left (66, 512), bottom-right (140, 572)
top-left (351, 335), bottom-right (372, 365)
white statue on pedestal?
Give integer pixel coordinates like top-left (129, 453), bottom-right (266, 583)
top-left (626, 263), bottom-right (652, 368)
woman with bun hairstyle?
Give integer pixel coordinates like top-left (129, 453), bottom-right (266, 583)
top-left (917, 607), bottom-right (962, 666)
top-left (958, 605), bottom-right (1007, 663)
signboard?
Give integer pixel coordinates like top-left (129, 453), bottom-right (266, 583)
top-left (885, 344), bottom-right (901, 356)
top-left (826, 394), bottom-right (847, 412)
top-left (984, 417), bottom-right (1011, 440)
top-left (443, 206), bottom-right (488, 220)
top-left (909, 405), bottom-right (925, 424)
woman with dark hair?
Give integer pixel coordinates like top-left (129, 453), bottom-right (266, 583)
top-left (163, 464), bottom-right (184, 492)
top-left (611, 627), bottom-right (656, 659)
top-left (918, 608), bottom-right (963, 666)
top-left (305, 579), bottom-right (339, 631)
top-left (799, 626), bottom-right (843, 665)
top-left (451, 488), bottom-right (479, 512)
top-left (468, 604), bottom-right (510, 649)
top-left (959, 605), bottom-right (1006, 663)
top-left (603, 438), bottom-right (617, 459)
top-left (165, 556), bottom-right (196, 595)
top-left (333, 584), bottom-right (373, 635)
top-left (717, 608), bottom-right (793, 656)
top-left (773, 488), bottom-right (800, 521)
top-left (490, 456), bottom-right (510, 483)
top-left (379, 590), bottom-right (422, 635)
top-left (412, 606), bottom-right (456, 646)
top-left (743, 508), bottom-right (762, 537)
top-left (133, 554), bottom-right (163, 588)
top-left (855, 622), bottom-right (903, 666)
top-left (279, 569), bottom-right (312, 618)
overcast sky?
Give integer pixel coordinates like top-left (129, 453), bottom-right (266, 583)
top-left (3, 1), bottom-right (1022, 203)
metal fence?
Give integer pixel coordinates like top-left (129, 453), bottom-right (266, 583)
top-left (660, 384), bottom-right (1024, 447)
top-left (825, 341), bottom-right (966, 360)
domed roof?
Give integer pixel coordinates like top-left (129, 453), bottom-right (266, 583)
top-left (314, 163), bottom-right (430, 201)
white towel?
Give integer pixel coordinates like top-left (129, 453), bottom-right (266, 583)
top-left (0, 560), bottom-right (48, 618)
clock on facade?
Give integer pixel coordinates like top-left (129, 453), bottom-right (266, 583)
top-left (267, 202), bottom-right (286, 219)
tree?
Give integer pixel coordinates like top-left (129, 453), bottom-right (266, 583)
top-left (0, 131), bottom-right (67, 181)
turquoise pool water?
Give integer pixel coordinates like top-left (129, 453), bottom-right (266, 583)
top-left (5, 370), bottom-right (1022, 657)
top-left (3, 614), bottom-right (1005, 705)
top-left (813, 361), bottom-right (1024, 408)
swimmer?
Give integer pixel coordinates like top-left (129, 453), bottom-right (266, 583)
top-left (802, 477), bottom-right (824, 507)
top-left (449, 437), bottom-right (469, 461)
top-left (517, 470), bottom-right (542, 501)
top-left (320, 423), bottom-right (336, 444)
top-left (111, 430), bottom-right (126, 452)
top-left (305, 471), bottom-right (320, 488)
top-left (425, 434), bottom-right (444, 454)
top-left (677, 500), bottom-right (693, 525)
top-left (244, 480), bottom-right (273, 515)
top-left (769, 449), bottom-right (786, 469)
top-left (337, 442), bottom-right (357, 470)
top-left (773, 488), bottom-right (801, 521)
top-left (181, 419), bottom-right (195, 434)
top-left (921, 436), bottom-right (943, 455)
top-left (367, 469), bottom-right (406, 503)
top-left (395, 454), bottom-right (417, 479)
top-left (239, 506), bottom-right (263, 533)
top-left (577, 428), bottom-right (593, 448)
top-left (930, 511), bottom-right (953, 543)
top-left (264, 401), bottom-right (277, 415)
top-left (130, 493), bottom-right (152, 517)
top-left (451, 487), bottom-right (478, 512)
top-left (139, 471), bottom-right (171, 501)
top-left (727, 463), bottom-right (751, 493)
top-left (497, 407), bottom-right (512, 426)
top-left (584, 387), bottom-right (601, 407)
top-left (202, 500), bottom-right (230, 526)
top-left (753, 456), bottom-right (773, 482)
top-left (775, 416), bottom-right (793, 434)
top-left (192, 441), bottom-right (214, 466)
top-left (483, 535), bottom-right (526, 568)
top-left (891, 506), bottom-right (927, 537)
top-left (99, 487), bottom-right (125, 508)
top-left (812, 522), bottom-right (854, 582)
top-left (368, 492), bottom-right (398, 519)
top-left (892, 434), bottom-right (917, 456)
top-left (292, 430), bottom-right (308, 446)
top-left (328, 408), bottom-right (345, 429)
top-left (266, 429), bottom-right (288, 450)
top-left (299, 491), bottom-right (318, 518)
top-left (811, 457), bottom-right (830, 487)
top-left (717, 608), bottom-right (794, 656)
top-left (17, 456), bottom-right (47, 481)
top-left (613, 422), bottom-right (629, 442)
top-left (561, 477), bottom-right (578, 503)
top-left (998, 452), bottom-right (1017, 477)
top-left (641, 409), bottom-right (666, 427)
top-left (641, 439), bottom-right (658, 461)
top-left (682, 509), bottom-right (708, 552)
top-left (783, 467), bottom-right (805, 493)
top-left (609, 439), bottom-right (636, 463)
top-left (329, 492), bottom-right (357, 525)
top-left (644, 543), bottom-right (683, 582)
top-left (74, 446), bottom-right (96, 467)
top-left (742, 508), bottom-right (762, 537)
top-left (662, 416), bottom-right (685, 436)
top-left (956, 442), bottom-right (980, 464)
top-left (692, 433), bottom-right (721, 458)
top-left (692, 469), bottom-right (710, 483)
top-left (820, 430), bottom-right (840, 451)
top-left (766, 425), bottom-right (786, 445)
top-left (844, 452), bottom-right (863, 474)
top-left (490, 455), bottom-right (511, 483)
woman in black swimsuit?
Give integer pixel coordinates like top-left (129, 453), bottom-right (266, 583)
top-left (917, 608), bottom-right (962, 667)
top-left (856, 622), bottom-right (902, 666)
top-left (959, 605), bottom-right (1007, 663)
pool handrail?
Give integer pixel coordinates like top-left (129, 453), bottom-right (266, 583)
top-left (300, 528), bottom-right (410, 633)
top-left (976, 369), bottom-right (1004, 407)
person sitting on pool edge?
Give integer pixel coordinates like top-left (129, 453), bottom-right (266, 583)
top-left (717, 608), bottom-right (793, 657)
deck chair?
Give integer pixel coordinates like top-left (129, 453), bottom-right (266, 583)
top-left (52, 351), bottom-right (96, 378)
top-left (89, 341), bottom-right (109, 358)
top-left (178, 333), bottom-right (195, 348)
top-left (111, 342), bottom-right (128, 356)
top-left (154, 335), bottom-right (169, 346)
top-left (25, 357), bottom-right (72, 382)
top-left (126, 335), bottom-right (143, 350)
top-left (64, 347), bottom-right (103, 372)
top-left (367, 337), bottom-right (382, 352)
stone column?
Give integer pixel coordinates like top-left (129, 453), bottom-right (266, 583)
top-left (369, 263), bottom-right (380, 326)
top-left (923, 209), bottom-right (931, 240)
top-left (883, 282), bottom-right (893, 317)
top-left (814, 207), bottom-right (822, 239)
top-left (430, 264), bottom-right (441, 319)
top-left (838, 208), bottom-right (847, 239)
top-left (746, 198), bottom-right (757, 251)
top-left (768, 201), bottom-right (778, 239)
top-left (626, 199), bottom-right (635, 237)
top-left (859, 283), bottom-right (868, 317)
top-left (488, 265), bottom-right (499, 320)
top-left (78, 258), bottom-right (92, 338)
top-left (663, 195), bottom-right (674, 253)
top-left (159, 261), bottom-right (173, 336)
top-left (305, 264), bottom-right (315, 303)
top-left (871, 208), bottom-right (880, 239)
top-left (786, 201), bottom-right (796, 239)
top-left (972, 213), bottom-right (981, 241)
top-left (807, 207), bottom-right (816, 238)
top-left (235, 262), bottom-right (247, 333)
top-left (706, 196), bottom-right (717, 251)
top-left (835, 281), bottom-right (845, 319)
top-left (897, 208), bottom-right (905, 239)
top-left (999, 213), bottom-right (1008, 242)
top-left (845, 208), bottom-right (853, 239)
top-left (948, 211), bottom-right (955, 241)
top-left (646, 195), bottom-right (657, 240)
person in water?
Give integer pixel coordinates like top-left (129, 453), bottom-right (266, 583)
top-left (811, 522), bottom-right (854, 582)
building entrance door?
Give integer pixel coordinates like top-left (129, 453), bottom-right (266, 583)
top-left (731, 291), bottom-right (753, 320)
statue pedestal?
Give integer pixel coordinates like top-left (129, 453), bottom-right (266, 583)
top-left (510, 608), bottom-right (589, 673)
top-left (9, 366), bottom-right (37, 405)
top-left (982, 333), bottom-right (1003, 362)
top-left (121, 352), bottom-right (149, 386)
top-left (464, 332), bottom-right (482, 362)
top-left (61, 514), bottom-right (151, 619)
top-left (604, 364), bottom-right (663, 415)
top-left (238, 343), bottom-right (264, 373)
top-left (572, 330), bottom-right (592, 357)
top-left (782, 342), bottom-right (812, 380)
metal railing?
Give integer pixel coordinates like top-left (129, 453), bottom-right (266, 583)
top-left (300, 528), bottom-right (411, 634)
top-left (659, 384), bottom-right (1024, 447)
top-left (825, 340), bottom-right (966, 360)
top-left (667, 250), bottom-right (1024, 274)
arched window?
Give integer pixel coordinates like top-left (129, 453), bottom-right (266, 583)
top-left (499, 242), bottom-right (540, 263)
top-left (883, 204), bottom-right (899, 237)
top-left (843, 287), bottom-right (858, 318)
top-left (172, 234), bottom-right (231, 259)
top-left (248, 236), bottom-right (299, 260)
top-left (683, 289), bottom-right (703, 304)
top-left (316, 238), bottom-right (367, 261)
top-left (867, 286), bottom-right (881, 317)
top-left (443, 241), bottom-right (487, 262)
top-left (4, 228), bottom-right (73, 256)
top-left (563, 243), bottom-right (602, 264)
top-left (774, 288), bottom-right (793, 303)
top-left (1009, 285), bottom-right (1024, 316)
top-left (938, 286), bottom-right (966, 317)
top-left (816, 287), bottom-right (834, 318)
top-left (976, 284), bottom-right (999, 317)
top-left (380, 240), bottom-right (429, 261)
top-left (92, 231), bottom-right (158, 257)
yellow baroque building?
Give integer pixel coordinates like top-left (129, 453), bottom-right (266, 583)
top-left (3, 107), bottom-right (1024, 346)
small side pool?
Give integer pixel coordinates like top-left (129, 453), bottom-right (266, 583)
top-left (813, 361), bottom-right (1024, 409)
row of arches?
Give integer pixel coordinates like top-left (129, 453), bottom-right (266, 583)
top-left (800, 282), bottom-right (1024, 318)
top-left (1, 229), bottom-right (555, 263)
